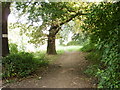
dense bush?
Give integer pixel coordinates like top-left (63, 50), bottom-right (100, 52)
top-left (81, 2), bottom-right (120, 88)
top-left (81, 42), bottom-right (96, 52)
top-left (67, 41), bottom-right (80, 46)
top-left (2, 52), bottom-right (48, 78)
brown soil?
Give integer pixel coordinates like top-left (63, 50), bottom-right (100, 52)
top-left (3, 51), bottom-right (97, 88)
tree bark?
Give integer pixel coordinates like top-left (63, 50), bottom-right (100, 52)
top-left (46, 11), bottom-right (86, 55)
top-left (47, 30), bottom-right (57, 55)
top-left (2, 2), bottom-right (11, 57)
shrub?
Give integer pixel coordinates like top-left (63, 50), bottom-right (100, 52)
top-left (9, 43), bottom-right (18, 54)
top-left (81, 43), bottom-right (96, 52)
top-left (2, 52), bottom-right (48, 78)
top-left (57, 50), bottom-right (65, 55)
top-left (67, 41), bottom-right (80, 46)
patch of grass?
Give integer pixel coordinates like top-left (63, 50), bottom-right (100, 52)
top-left (56, 45), bottom-right (82, 54)
top-left (33, 51), bottom-right (60, 64)
top-left (57, 50), bottom-right (65, 55)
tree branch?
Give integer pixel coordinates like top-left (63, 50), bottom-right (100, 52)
top-left (49, 11), bottom-right (87, 35)
top-left (60, 11), bottom-right (86, 26)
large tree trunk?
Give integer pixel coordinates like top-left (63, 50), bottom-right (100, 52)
top-left (46, 26), bottom-right (61, 55)
top-left (47, 33), bottom-right (57, 55)
top-left (46, 11), bottom-right (86, 55)
top-left (2, 2), bottom-right (11, 57)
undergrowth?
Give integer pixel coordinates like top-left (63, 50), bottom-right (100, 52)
top-left (2, 51), bottom-right (48, 78)
top-left (81, 2), bottom-right (120, 88)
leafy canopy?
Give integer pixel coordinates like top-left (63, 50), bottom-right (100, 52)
top-left (14, 2), bottom-right (89, 46)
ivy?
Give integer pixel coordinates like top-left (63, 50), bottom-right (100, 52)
top-left (82, 2), bottom-right (120, 88)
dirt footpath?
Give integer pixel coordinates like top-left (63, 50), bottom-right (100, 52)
top-left (3, 51), bottom-right (97, 88)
